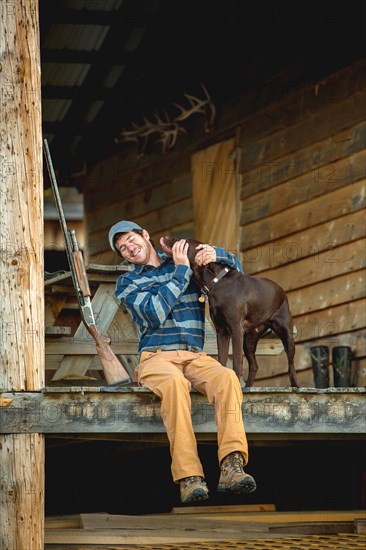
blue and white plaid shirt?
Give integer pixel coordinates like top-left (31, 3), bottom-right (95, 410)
top-left (115, 247), bottom-right (243, 354)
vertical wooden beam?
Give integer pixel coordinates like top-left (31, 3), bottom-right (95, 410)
top-left (0, 1), bottom-right (44, 549)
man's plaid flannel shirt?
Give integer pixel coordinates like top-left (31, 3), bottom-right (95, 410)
top-left (115, 247), bottom-right (243, 354)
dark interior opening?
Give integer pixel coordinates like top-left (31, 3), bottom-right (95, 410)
top-left (45, 438), bottom-right (366, 516)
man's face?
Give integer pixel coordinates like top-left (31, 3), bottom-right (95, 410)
top-left (114, 230), bottom-right (153, 265)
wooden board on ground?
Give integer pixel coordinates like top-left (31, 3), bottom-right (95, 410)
top-left (355, 518), bottom-right (366, 534)
top-left (79, 512), bottom-right (265, 532)
top-left (171, 503), bottom-right (276, 514)
top-left (190, 509), bottom-right (366, 524)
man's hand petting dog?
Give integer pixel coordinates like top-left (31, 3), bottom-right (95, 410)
top-left (195, 244), bottom-right (217, 266)
top-left (172, 239), bottom-right (190, 268)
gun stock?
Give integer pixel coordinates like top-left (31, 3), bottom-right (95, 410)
top-left (43, 138), bottom-right (130, 385)
top-left (87, 325), bottom-right (130, 385)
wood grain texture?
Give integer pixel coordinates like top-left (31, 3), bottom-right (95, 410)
top-left (0, 2), bottom-right (45, 548)
top-left (191, 138), bottom-right (238, 253)
top-left (240, 150), bottom-right (366, 224)
top-left (230, 59), bottom-right (366, 147)
top-left (239, 90), bottom-right (366, 168)
top-left (1, 389), bottom-right (365, 435)
top-left (238, 62), bottom-right (366, 382)
top-left (241, 179), bottom-right (365, 247)
top-left (240, 122), bottom-right (366, 200)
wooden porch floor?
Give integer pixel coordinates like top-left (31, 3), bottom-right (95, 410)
top-left (44, 508), bottom-right (366, 548)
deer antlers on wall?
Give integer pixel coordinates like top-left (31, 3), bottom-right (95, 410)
top-left (115, 84), bottom-right (216, 156)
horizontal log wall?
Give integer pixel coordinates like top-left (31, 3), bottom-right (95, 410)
top-left (238, 60), bottom-right (366, 387)
top-left (85, 148), bottom-right (194, 264)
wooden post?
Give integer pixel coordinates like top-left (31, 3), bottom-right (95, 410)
top-left (0, 1), bottom-right (44, 549)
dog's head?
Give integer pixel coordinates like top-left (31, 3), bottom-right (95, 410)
top-left (160, 236), bottom-right (202, 265)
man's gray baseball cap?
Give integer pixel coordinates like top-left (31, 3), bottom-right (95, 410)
top-left (108, 220), bottom-right (142, 251)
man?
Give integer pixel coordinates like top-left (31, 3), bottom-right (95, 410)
top-left (108, 220), bottom-right (256, 504)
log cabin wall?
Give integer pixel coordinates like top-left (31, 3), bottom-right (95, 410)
top-left (238, 60), bottom-right (366, 387)
top-left (85, 149), bottom-right (194, 265)
top-left (84, 59), bottom-right (365, 388)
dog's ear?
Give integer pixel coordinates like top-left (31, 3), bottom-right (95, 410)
top-left (187, 238), bottom-right (203, 247)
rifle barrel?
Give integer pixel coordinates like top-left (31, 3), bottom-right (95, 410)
top-left (43, 139), bottom-right (70, 244)
top-left (43, 139), bottom-right (82, 299)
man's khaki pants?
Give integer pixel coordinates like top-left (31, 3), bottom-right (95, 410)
top-left (135, 350), bottom-right (249, 483)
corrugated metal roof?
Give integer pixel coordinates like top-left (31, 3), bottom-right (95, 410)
top-left (124, 28), bottom-right (146, 53)
top-left (63, 0), bottom-right (123, 11)
top-left (42, 63), bottom-right (91, 87)
top-left (85, 100), bottom-right (104, 122)
top-left (103, 65), bottom-right (125, 88)
top-left (42, 99), bottom-right (73, 122)
top-left (44, 24), bottom-right (110, 51)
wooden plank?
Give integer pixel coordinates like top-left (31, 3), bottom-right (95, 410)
top-left (240, 149), bottom-right (366, 224)
top-left (45, 295), bottom-right (66, 326)
top-left (288, 270), bottom-right (366, 317)
top-left (241, 179), bottom-right (366, 249)
top-left (240, 121), bottom-right (366, 199)
top-left (44, 264), bottom-right (130, 287)
top-left (246, 239), bottom-right (365, 288)
top-left (79, 512), bottom-right (268, 531)
top-left (2, 389), bottom-right (365, 435)
top-left (240, 90), bottom-right (366, 168)
top-left (43, 267), bottom-right (132, 287)
top-left (46, 337), bottom-right (284, 357)
top-left (87, 174), bottom-right (192, 235)
top-left (44, 528), bottom-right (276, 545)
top-left (192, 510), bottom-right (366, 524)
top-left (46, 355), bottom-right (102, 373)
top-left (171, 504), bottom-right (276, 514)
top-left (269, 522), bottom-right (354, 535)
top-left (89, 196), bottom-right (194, 256)
top-left (48, 284), bottom-right (83, 296)
top-left (87, 263), bottom-right (131, 273)
top-left (241, 209), bottom-right (365, 272)
top-left (247, 367), bottom-right (314, 388)
top-left (355, 518), bottom-right (366, 534)
top-left (355, 357), bottom-right (366, 387)
top-left (293, 299), bottom-right (366, 344)
top-left (45, 515), bottom-right (82, 529)
top-left (45, 326), bottom-right (71, 336)
top-left (52, 283), bottom-right (120, 380)
top-left (86, 147), bottom-right (190, 201)
top-left (234, 60), bottom-right (366, 148)
top-left (191, 138), bottom-right (238, 253)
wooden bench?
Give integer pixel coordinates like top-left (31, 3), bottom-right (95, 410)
top-left (45, 264), bottom-right (286, 382)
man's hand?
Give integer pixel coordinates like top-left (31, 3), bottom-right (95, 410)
top-left (172, 239), bottom-right (190, 267)
top-left (195, 244), bottom-right (216, 266)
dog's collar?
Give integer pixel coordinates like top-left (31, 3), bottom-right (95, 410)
top-left (199, 266), bottom-right (230, 302)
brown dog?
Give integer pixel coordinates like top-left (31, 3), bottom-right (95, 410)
top-left (160, 236), bottom-right (298, 388)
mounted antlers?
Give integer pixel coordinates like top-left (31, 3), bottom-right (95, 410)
top-left (174, 84), bottom-right (216, 133)
top-left (115, 84), bottom-right (216, 156)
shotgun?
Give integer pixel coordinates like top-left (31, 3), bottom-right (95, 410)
top-left (43, 138), bottom-right (131, 385)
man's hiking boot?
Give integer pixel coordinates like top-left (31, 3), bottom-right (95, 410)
top-left (217, 451), bottom-right (257, 494)
top-left (180, 476), bottom-right (209, 504)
